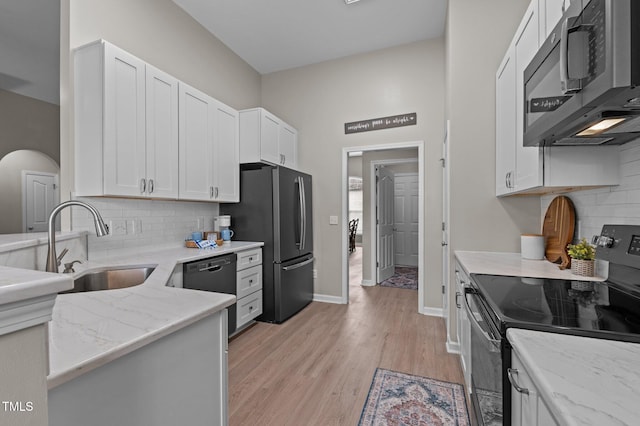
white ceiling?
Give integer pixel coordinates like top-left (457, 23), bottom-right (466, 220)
top-left (0, 0), bottom-right (59, 105)
top-left (173, 0), bottom-right (448, 74)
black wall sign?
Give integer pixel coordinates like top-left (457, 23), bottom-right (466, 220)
top-left (345, 113), bottom-right (417, 134)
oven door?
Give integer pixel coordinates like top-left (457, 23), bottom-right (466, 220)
top-left (464, 287), bottom-right (504, 426)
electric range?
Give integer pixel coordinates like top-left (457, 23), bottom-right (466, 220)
top-left (464, 224), bottom-right (640, 426)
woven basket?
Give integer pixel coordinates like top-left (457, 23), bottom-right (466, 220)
top-left (571, 259), bottom-right (595, 277)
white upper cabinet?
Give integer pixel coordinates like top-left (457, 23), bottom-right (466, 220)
top-left (495, 0), bottom-right (619, 197)
top-left (239, 108), bottom-right (299, 169)
top-left (75, 40), bottom-right (238, 202)
top-left (514, 0), bottom-right (544, 192)
top-left (540, 0), bottom-right (571, 39)
top-left (145, 65), bottom-right (179, 198)
top-left (75, 40), bottom-right (178, 198)
top-left (178, 82), bottom-right (239, 202)
top-left (496, 46), bottom-right (517, 196)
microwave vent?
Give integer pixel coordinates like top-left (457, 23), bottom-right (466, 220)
top-left (553, 137), bottom-right (613, 145)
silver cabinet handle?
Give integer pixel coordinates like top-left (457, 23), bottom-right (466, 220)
top-left (507, 368), bottom-right (529, 395)
top-left (210, 186), bottom-right (214, 198)
top-left (140, 178), bottom-right (146, 194)
top-left (148, 179), bottom-right (154, 194)
top-left (215, 187), bottom-right (219, 198)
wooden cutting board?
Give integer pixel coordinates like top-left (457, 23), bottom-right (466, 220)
top-left (542, 196), bottom-right (575, 269)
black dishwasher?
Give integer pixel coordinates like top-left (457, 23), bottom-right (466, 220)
top-left (183, 253), bottom-right (237, 336)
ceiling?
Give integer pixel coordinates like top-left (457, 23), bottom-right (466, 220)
top-left (0, 0), bottom-right (447, 104)
top-left (173, 0), bottom-right (448, 74)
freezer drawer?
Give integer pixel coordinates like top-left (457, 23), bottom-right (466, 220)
top-left (273, 254), bottom-right (314, 323)
top-left (237, 290), bottom-right (263, 329)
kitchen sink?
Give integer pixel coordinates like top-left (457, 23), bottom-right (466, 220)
top-left (62, 266), bottom-right (157, 293)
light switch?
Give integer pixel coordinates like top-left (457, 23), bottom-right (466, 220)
top-left (329, 215), bottom-right (339, 225)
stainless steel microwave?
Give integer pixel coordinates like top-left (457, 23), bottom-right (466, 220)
top-left (523, 0), bottom-right (640, 146)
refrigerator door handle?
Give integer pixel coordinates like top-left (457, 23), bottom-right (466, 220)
top-left (301, 176), bottom-right (307, 250)
top-left (282, 257), bottom-right (314, 271)
top-left (297, 176), bottom-right (305, 250)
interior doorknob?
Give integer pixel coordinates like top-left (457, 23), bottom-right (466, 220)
top-left (441, 241), bottom-right (448, 246)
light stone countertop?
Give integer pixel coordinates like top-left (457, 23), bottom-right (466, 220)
top-left (46, 241), bottom-right (264, 389)
top-left (507, 328), bottom-right (640, 426)
top-left (454, 250), bottom-right (606, 281)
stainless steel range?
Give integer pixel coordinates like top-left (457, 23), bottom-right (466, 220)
top-left (463, 224), bottom-right (640, 425)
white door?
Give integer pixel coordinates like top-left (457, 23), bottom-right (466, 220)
top-left (393, 173), bottom-right (419, 267)
top-left (213, 101), bottom-right (240, 202)
top-left (103, 43), bottom-right (146, 197)
top-left (24, 172), bottom-right (58, 232)
top-left (178, 82), bottom-right (214, 201)
top-left (279, 124), bottom-right (297, 168)
top-left (376, 166), bottom-right (395, 282)
top-left (146, 64), bottom-right (179, 198)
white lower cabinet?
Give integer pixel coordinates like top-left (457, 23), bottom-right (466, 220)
top-left (235, 248), bottom-right (263, 330)
top-left (49, 311), bottom-right (228, 426)
top-left (454, 261), bottom-right (472, 395)
top-left (510, 350), bottom-right (560, 426)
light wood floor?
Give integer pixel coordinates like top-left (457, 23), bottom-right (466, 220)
top-left (228, 247), bottom-right (465, 425)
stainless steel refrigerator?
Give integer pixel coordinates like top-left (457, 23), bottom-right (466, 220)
top-left (221, 163), bottom-right (313, 323)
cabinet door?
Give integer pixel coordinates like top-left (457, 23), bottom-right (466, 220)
top-left (496, 46), bottom-right (517, 196)
top-left (279, 123), bottom-right (297, 169)
top-left (514, 1), bottom-right (543, 191)
top-left (213, 101), bottom-right (240, 202)
top-left (146, 65), bottom-right (179, 198)
top-left (543, 0), bottom-right (566, 39)
top-left (260, 111), bottom-right (280, 165)
top-left (103, 43), bottom-right (146, 197)
top-left (511, 352), bottom-right (538, 426)
top-left (179, 83), bottom-right (214, 201)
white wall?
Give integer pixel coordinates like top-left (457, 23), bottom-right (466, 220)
top-left (261, 39), bottom-right (445, 307)
top-left (541, 140), bottom-right (640, 240)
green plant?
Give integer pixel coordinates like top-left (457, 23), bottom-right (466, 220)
top-left (567, 238), bottom-right (596, 260)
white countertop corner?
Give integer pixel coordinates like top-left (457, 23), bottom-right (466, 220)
top-left (507, 328), bottom-right (640, 426)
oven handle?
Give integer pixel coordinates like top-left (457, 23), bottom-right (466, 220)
top-left (463, 288), bottom-right (501, 351)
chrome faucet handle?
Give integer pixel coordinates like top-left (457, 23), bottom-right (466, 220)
top-left (56, 248), bottom-right (69, 266)
top-left (63, 260), bottom-right (82, 274)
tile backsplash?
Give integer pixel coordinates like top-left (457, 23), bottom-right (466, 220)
top-left (71, 197), bottom-right (219, 259)
top-left (542, 139), bottom-right (640, 241)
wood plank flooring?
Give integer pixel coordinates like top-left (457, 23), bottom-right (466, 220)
top-left (228, 248), bottom-right (465, 425)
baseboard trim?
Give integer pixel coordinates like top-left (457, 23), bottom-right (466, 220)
top-left (446, 340), bottom-right (461, 354)
top-left (421, 307), bottom-right (444, 317)
top-left (360, 279), bottom-right (375, 287)
top-left (313, 294), bottom-right (346, 304)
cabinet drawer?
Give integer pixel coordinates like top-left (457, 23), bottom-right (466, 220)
top-left (237, 265), bottom-right (262, 299)
top-left (236, 248), bottom-right (262, 271)
top-left (237, 290), bottom-right (263, 328)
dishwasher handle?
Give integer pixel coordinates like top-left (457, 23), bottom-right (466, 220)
top-left (199, 264), bottom-right (223, 273)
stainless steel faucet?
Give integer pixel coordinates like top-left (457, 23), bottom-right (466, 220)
top-left (46, 201), bottom-right (109, 273)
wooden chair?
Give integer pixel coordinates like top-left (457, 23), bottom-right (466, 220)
top-left (348, 218), bottom-right (359, 253)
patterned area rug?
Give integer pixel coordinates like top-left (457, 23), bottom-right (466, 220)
top-left (379, 267), bottom-right (418, 290)
top-left (359, 369), bottom-right (470, 426)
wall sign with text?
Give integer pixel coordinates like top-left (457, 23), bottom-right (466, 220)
top-left (344, 113), bottom-right (417, 134)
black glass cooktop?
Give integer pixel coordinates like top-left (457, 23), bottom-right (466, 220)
top-left (471, 274), bottom-right (640, 343)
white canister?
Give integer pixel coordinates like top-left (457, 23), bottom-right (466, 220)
top-left (521, 234), bottom-right (545, 260)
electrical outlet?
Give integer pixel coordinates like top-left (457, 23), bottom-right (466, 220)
top-left (109, 219), bottom-right (127, 236)
top-left (197, 216), bottom-right (205, 230)
top-left (329, 215), bottom-right (339, 225)
top-left (313, 269), bottom-right (318, 279)
top-left (127, 219), bottom-right (143, 235)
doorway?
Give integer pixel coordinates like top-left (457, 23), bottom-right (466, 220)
top-left (341, 141), bottom-right (425, 313)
